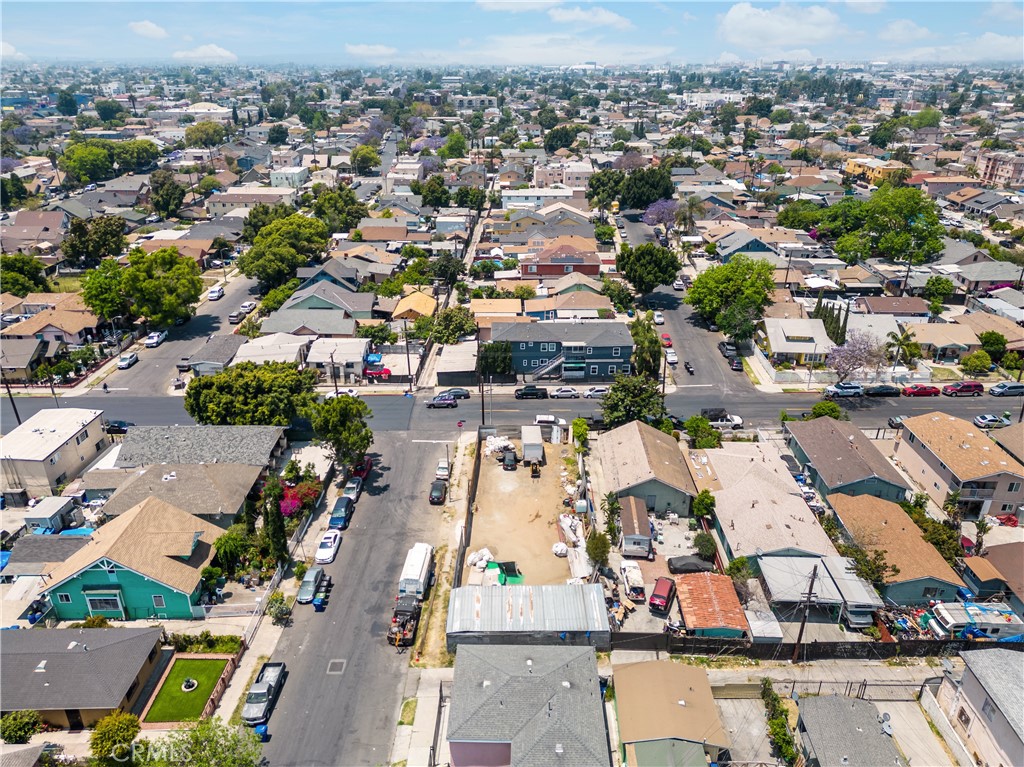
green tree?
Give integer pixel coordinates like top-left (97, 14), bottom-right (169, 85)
top-left (60, 142), bottom-right (113, 185)
top-left (601, 374), bottom-right (667, 430)
top-left (432, 252), bottom-right (466, 286)
top-left (1, 174), bottom-right (29, 210)
top-left (922, 275), bottom-right (955, 304)
top-left (978, 331), bottom-right (1007, 363)
top-left (1001, 351), bottom-right (1022, 375)
top-left (960, 350), bottom-right (992, 377)
top-left (350, 144), bottom-right (380, 174)
top-left (0, 710), bottom-right (41, 745)
top-left (619, 166), bottom-right (674, 210)
top-left (267, 124), bottom-right (288, 145)
top-left (586, 169), bottom-right (625, 221)
top-left (213, 525), bottom-right (250, 573)
top-left (692, 489), bottom-right (716, 519)
top-left (537, 105), bottom-right (559, 131)
top-left (683, 415), bottom-right (721, 449)
top-left (685, 254), bottom-right (774, 341)
top-left (81, 258), bottom-right (130, 321)
top-left (543, 125), bottom-right (578, 153)
top-left (259, 278), bottom-right (300, 314)
top-left (438, 130), bottom-right (467, 159)
top-left (183, 362), bottom-right (319, 425)
top-left (725, 556), bottom-right (752, 581)
top-left (594, 224), bottom-right (616, 243)
top-left (420, 175), bottom-right (451, 208)
top-left (777, 200), bottom-right (823, 231)
top-left (61, 215), bottom-right (126, 268)
top-left (431, 306), bottom-right (476, 344)
top-left (629, 311), bottom-right (663, 379)
top-left (601, 492), bottom-right (621, 542)
top-left (56, 89), bottom-right (78, 116)
top-left (808, 400), bottom-right (844, 420)
top-left (694, 531), bottom-right (717, 561)
top-left (184, 121), bottom-right (226, 151)
top-left (357, 323), bottom-right (398, 346)
top-left (239, 214), bottom-right (328, 292)
top-left (312, 186), bottom-right (368, 233)
top-left (309, 395), bottom-right (374, 467)
top-left (150, 169), bottom-right (187, 219)
top-left (146, 716), bottom-right (264, 767)
top-left (886, 328), bottom-right (921, 371)
top-left (585, 530), bottom-right (611, 567)
top-left (477, 340), bottom-right (512, 376)
top-left (121, 246), bottom-right (203, 326)
top-left (94, 99), bottom-right (124, 122)
top-left (90, 710), bottom-right (140, 766)
top-left (0, 253), bottom-right (50, 297)
top-left (242, 202), bottom-right (294, 243)
top-left (616, 243), bottom-right (680, 297)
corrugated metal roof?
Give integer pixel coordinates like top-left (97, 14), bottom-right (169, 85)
top-left (447, 584), bottom-right (609, 635)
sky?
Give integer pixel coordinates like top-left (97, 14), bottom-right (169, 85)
top-left (2, 1), bottom-right (1023, 68)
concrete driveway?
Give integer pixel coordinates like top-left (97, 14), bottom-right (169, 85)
top-left (875, 700), bottom-right (958, 767)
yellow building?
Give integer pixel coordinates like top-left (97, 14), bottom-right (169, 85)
top-left (843, 157), bottom-right (909, 184)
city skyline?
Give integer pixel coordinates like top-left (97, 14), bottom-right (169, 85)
top-left (2, 1), bottom-right (1023, 68)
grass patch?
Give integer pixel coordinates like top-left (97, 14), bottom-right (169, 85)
top-left (927, 366), bottom-right (961, 381)
top-left (144, 658), bottom-right (228, 723)
top-left (51, 276), bottom-right (83, 293)
top-left (671, 654), bottom-right (761, 669)
top-left (398, 698), bottom-right (417, 726)
top-left (742, 358), bottom-right (761, 385)
top-left (201, 276), bottom-right (220, 289)
top-left (228, 655), bottom-right (269, 726)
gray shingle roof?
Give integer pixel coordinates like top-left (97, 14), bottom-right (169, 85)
top-left (961, 649), bottom-right (1024, 742)
top-left (188, 334), bottom-right (247, 366)
top-left (101, 463), bottom-right (261, 520)
top-left (786, 417), bottom-right (911, 492)
top-left (447, 645), bottom-right (611, 767)
top-left (798, 696), bottom-right (905, 767)
top-left (491, 321), bottom-right (633, 347)
top-left (0, 628), bottom-right (161, 711)
top-left (4, 535), bottom-right (91, 577)
top-left (115, 425), bottom-right (284, 468)
top-left (260, 309), bottom-right (357, 336)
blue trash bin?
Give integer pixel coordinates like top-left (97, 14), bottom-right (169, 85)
top-left (313, 597), bottom-right (325, 612)
top-left (255, 725), bottom-right (268, 742)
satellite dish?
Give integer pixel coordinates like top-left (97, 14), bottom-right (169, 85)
top-left (882, 712), bottom-right (891, 723)
top-left (881, 721), bottom-right (893, 737)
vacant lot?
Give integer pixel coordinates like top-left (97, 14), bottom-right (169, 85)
top-left (470, 440), bottom-right (573, 585)
top-left (144, 657), bottom-right (228, 723)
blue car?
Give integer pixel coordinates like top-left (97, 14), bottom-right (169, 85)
top-left (328, 497), bottom-right (353, 530)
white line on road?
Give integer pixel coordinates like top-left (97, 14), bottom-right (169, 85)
top-left (675, 384), bottom-right (715, 388)
top-left (410, 439), bottom-right (456, 443)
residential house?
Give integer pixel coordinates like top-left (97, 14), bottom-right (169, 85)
top-left (205, 187), bottom-right (297, 216)
top-left (0, 627), bottom-right (163, 729)
top-left (545, 272), bottom-right (603, 295)
top-left (523, 292), bottom-right (614, 321)
top-left (828, 494), bottom-right (964, 605)
top-left (894, 413), bottom-right (1024, 518)
top-left (490, 321), bottom-right (634, 382)
top-left (936, 649), bottom-right (1023, 767)
top-left (231, 333), bottom-right (310, 367)
top-left (962, 542), bottom-right (1024, 616)
top-left (797, 696), bottom-right (906, 767)
top-left (595, 421), bottom-right (696, 517)
top-left (296, 258), bottom-right (363, 292)
top-left (306, 337), bottom-right (370, 385)
top-left (497, 163), bottom-right (528, 186)
top-left (279, 282), bottom-right (376, 320)
top-left (446, 645), bottom-right (611, 767)
top-left (614, 661), bottom-right (730, 767)
top-left (843, 157), bottom-right (909, 184)
top-left (1, 409), bottom-right (107, 506)
top-left (0, 298), bottom-right (100, 346)
top-left (955, 312), bottom-right (1024, 355)
top-left (185, 334), bottom-right (247, 376)
top-left (757, 317), bottom-right (833, 365)
top-left (520, 245), bottom-right (601, 278)
top-left (458, 164), bottom-right (487, 186)
top-left (0, 338), bottom-right (44, 383)
top-left (856, 296), bottom-right (932, 322)
top-left (392, 289), bottom-right (437, 321)
top-left (905, 323), bottom-right (981, 363)
top-left (962, 191), bottom-right (1012, 219)
top-left (922, 175), bottom-right (981, 198)
top-left (40, 498), bottom-right (223, 621)
top-left (260, 309), bottom-right (357, 338)
top-left (975, 151), bottom-right (1024, 187)
top-left (994, 422), bottom-right (1024, 466)
top-left (786, 417), bottom-right (911, 503)
top-left (534, 161), bottom-right (594, 189)
top-left (715, 230), bottom-right (779, 263)
top-left (502, 187), bottom-right (577, 209)
top-left (674, 573), bottom-right (749, 638)
top-left (954, 261), bottom-right (1024, 294)
top-left (269, 166), bottom-right (309, 188)
top-left (469, 298), bottom-right (522, 319)
top-left (115, 425), bottom-right (286, 472)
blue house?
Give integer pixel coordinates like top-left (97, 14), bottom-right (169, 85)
top-left (490, 321), bottom-right (634, 382)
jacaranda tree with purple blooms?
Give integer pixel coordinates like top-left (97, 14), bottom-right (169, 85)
top-left (825, 329), bottom-right (886, 384)
top-left (643, 199), bottom-right (678, 228)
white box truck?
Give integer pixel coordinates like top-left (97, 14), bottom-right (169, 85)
top-left (521, 425), bottom-right (544, 465)
top-left (398, 542), bottom-right (435, 600)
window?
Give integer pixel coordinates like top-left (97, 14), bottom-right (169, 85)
top-left (57, 593), bottom-right (72, 604)
top-left (982, 697), bottom-right (996, 723)
top-left (153, 595), bottom-right (166, 609)
top-left (539, 359), bottom-right (548, 365)
top-left (922, 587), bottom-right (942, 598)
top-left (528, 265), bottom-right (537, 273)
top-left (564, 265), bottom-right (572, 273)
top-left (49, 453), bottom-right (61, 465)
top-left (586, 346), bottom-right (593, 355)
top-left (75, 431), bottom-right (88, 445)
top-left (528, 341), bottom-right (534, 347)
top-left (590, 365), bottom-right (598, 375)
top-left (531, 360), bottom-right (539, 367)
top-left (957, 708), bottom-right (971, 727)
top-left (907, 433), bottom-right (916, 444)
top-left (608, 365), bottom-right (617, 375)
top-left (1002, 503), bottom-right (1016, 513)
top-left (87, 597), bottom-right (120, 612)
top-left (612, 347), bottom-right (620, 357)
top-left (622, 364), bottom-right (630, 374)
top-left (520, 343), bottom-right (526, 350)
top-left (522, 360), bottom-right (529, 369)
top-left (126, 678), bottom-right (140, 701)
top-left (1009, 482), bottom-right (1021, 493)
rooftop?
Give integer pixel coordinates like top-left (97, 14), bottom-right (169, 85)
top-left (899, 412), bottom-right (1024, 482)
top-left (961, 648), bottom-right (1024, 742)
top-left (799, 695), bottom-right (906, 767)
top-left (115, 425), bottom-right (284, 468)
top-left (446, 584), bottom-right (610, 635)
top-left (0, 409), bottom-right (103, 462)
top-left (99, 463), bottom-right (261, 520)
top-left (674, 573), bottom-right (748, 634)
top-left (786, 417), bottom-right (910, 492)
top-left (595, 421), bottom-right (697, 500)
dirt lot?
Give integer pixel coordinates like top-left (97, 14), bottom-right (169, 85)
top-left (469, 440), bottom-right (574, 585)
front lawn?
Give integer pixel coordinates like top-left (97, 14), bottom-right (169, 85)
top-left (143, 658), bottom-right (228, 723)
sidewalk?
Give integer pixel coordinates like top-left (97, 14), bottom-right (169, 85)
top-left (390, 668), bottom-right (453, 767)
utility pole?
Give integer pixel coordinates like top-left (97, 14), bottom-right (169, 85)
top-left (489, 375), bottom-right (494, 426)
top-left (1, 371), bottom-right (22, 426)
top-left (403, 320), bottom-right (414, 395)
top-left (479, 376), bottom-right (486, 424)
top-left (792, 564), bottom-right (819, 663)
top-left (328, 351), bottom-right (339, 395)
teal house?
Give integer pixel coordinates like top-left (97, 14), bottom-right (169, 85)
top-left (41, 497), bottom-right (223, 621)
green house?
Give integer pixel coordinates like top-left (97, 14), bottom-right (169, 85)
top-left (41, 497), bottom-right (223, 621)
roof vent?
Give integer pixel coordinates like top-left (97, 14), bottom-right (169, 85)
top-left (562, 680), bottom-right (571, 689)
top-left (34, 661), bottom-right (46, 673)
top-left (555, 744), bottom-right (564, 755)
top-left (482, 680), bottom-right (491, 688)
top-left (677, 699), bottom-right (687, 707)
top-left (67, 642), bottom-right (78, 650)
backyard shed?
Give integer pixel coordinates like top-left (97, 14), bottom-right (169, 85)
top-left (618, 496), bottom-right (653, 559)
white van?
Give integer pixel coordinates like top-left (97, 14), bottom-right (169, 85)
top-left (534, 415), bottom-right (567, 427)
top-left (398, 543), bottom-right (435, 600)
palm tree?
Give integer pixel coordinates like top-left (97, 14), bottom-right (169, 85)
top-left (629, 312), bottom-right (663, 379)
top-left (943, 491), bottom-right (963, 531)
top-left (886, 329), bottom-right (917, 375)
top-left (974, 516), bottom-right (991, 556)
top-left (675, 195), bottom-right (706, 235)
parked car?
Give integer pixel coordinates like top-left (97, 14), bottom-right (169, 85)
top-left (239, 301), bottom-right (258, 314)
top-left (514, 385), bottom-right (548, 399)
top-left (315, 530), bottom-right (342, 564)
top-left (729, 357), bottom-right (743, 371)
top-left (825, 383), bottom-right (864, 398)
top-left (672, 280), bottom-right (686, 291)
top-left (902, 384), bottom-right (940, 397)
top-left (363, 364), bottom-right (391, 379)
top-left (435, 459), bottom-right (450, 481)
top-left (325, 388), bottom-right (361, 399)
top-left (428, 480), bottom-right (447, 505)
top-left (438, 387), bottom-right (471, 400)
top-left (328, 497), bottom-right (353, 530)
top-left (228, 311), bottom-right (243, 324)
top-left (660, 333), bottom-right (672, 347)
top-left (144, 331), bottom-right (167, 348)
top-left (701, 408), bottom-right (743, 430)
top-left (350, 457), bottom-right (373, 480)
top-left (295, 566), bottom-right (325, 604)
top-left (649, 576), bottom-right (676, 614)
top-left (535, 414), bottom-right (568, 427)
top-left (103, 420), bottom-right (135, 435)
top-left (502, 450), bottom-right (518, 471)
top-left (241, 662), bottom-right (285, 726)
top-left (426, 394), bottom-right (457, 409)
top-left (974, 414), bottom-right (1011, 429)
top-left (666, 349), bottom-right (679, 365)
top-left (653, 311), bottom-right (665, 325)
top-left (583, 386), bottom-right (609, 398)
top-left (990, 382), bottom-right (1024, 397)
top-left (943, 381), bottom-right (984, 397)
top-left (865, 384), bottom-right (901, 398)
top-left (667, 555), bottom-right (715, 574)
top-left (208, 286), bottom-right (224, 301)
top-left (718, 341), bottom-right (737, 358)
top-left (176, 357), bottom-right (192, 373)
top-left (341, 477), bottom-right (363, 502)
top-left (550, 387), bottom-right (580, 399)
top-left (117, 352), bottom-right (138, 369)
top-left (888, 415), bottom-right (909, 429)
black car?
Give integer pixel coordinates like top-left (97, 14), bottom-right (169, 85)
top-left (439, 388), bottom-right (471, 400)
top-left (667, 555), bottom-right (716, 574)
top-left (514, 385), bottom-right (548, 399)
top-left (429, 480), bottom-right (447, 505)
top-left (426, 395), bottom-right (457, 409)
top-left (103, 420), bottom-right (135, 435)
top-left (865, 384), bottom-right (901, 398)
top-left (502, 450), bottom-right (518, 471)
top-left (729, 357), bottom-right (744, 371)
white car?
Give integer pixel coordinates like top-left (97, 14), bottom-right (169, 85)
top-left (672, 280), bottom-right (686, 291)
top-left (325, 388), bottom-right (361, 399)
top-left (239, 301), bottom-right (258, 314)
top-left (435, 459), bottom-right (450, 481)
top-left (208, 286), bottom-right (224, 301)
top-left (825, 382), bottom-right (864, 398)
top-left (144, 331), bottom-right (167, 348)
top-left (314, 530), bottom-right (341, 564)
top-left (550, 387), bottom-right (580, 399)
top-left (653, 311), bottom-right (665, 325)
top-left (583, 386), bottom-right (609, 399)
top-left (534, 414), bottom-right (568, 427)
top-left (116, 352), bottom-right (138, 369)
top-left (342, 477), bottom-right (363, 502)
top-left (665, 349), bottom-right (679, 365)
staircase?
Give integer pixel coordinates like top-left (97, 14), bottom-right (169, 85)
top-left (530, 353), bottom-right (564, 380)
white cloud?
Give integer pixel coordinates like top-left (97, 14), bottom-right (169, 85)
top-left (878, 19), bottom-right (930, 42)
top-left (410, 33), bottom-right (670, 66)
top-left (716, 51), bottom-right (742, 64)
top-left (171, 44), bottom-right (237, 63)
top-left (681, 11), bottom-right (698, 22)
top-left (2, 41), bottom-right (29, 61)
top-left (983, 1), bottom-right (1024, 24)
top-left (892, 31), bottom-right (1024, 62)
top-left (476, 0), bottom-right (561, 11)
top-left (182, 34), bottom-right (194, 42)
top-left (128, 20), bottom-right (168, 39)
top-left (718, 3), bottom-right (841, 52)
top-left (345, 43), bottom-right (397, 58)
top-left (548, 5), bottom-right (632, 29)
top-left (844, 0), bottom-right (886, 13)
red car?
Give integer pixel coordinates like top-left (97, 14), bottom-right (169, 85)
top-left (902, 384), bottom-right (940, 397)
top-left (351, 457), bottom-right (373, 480)
top-left (363, 365), bottom-right (391, 379)
top-left (660, 334), bottom-right (672, 348)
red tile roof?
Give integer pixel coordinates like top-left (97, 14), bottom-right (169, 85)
top-left (674, 573), bottom-right (749, 634)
